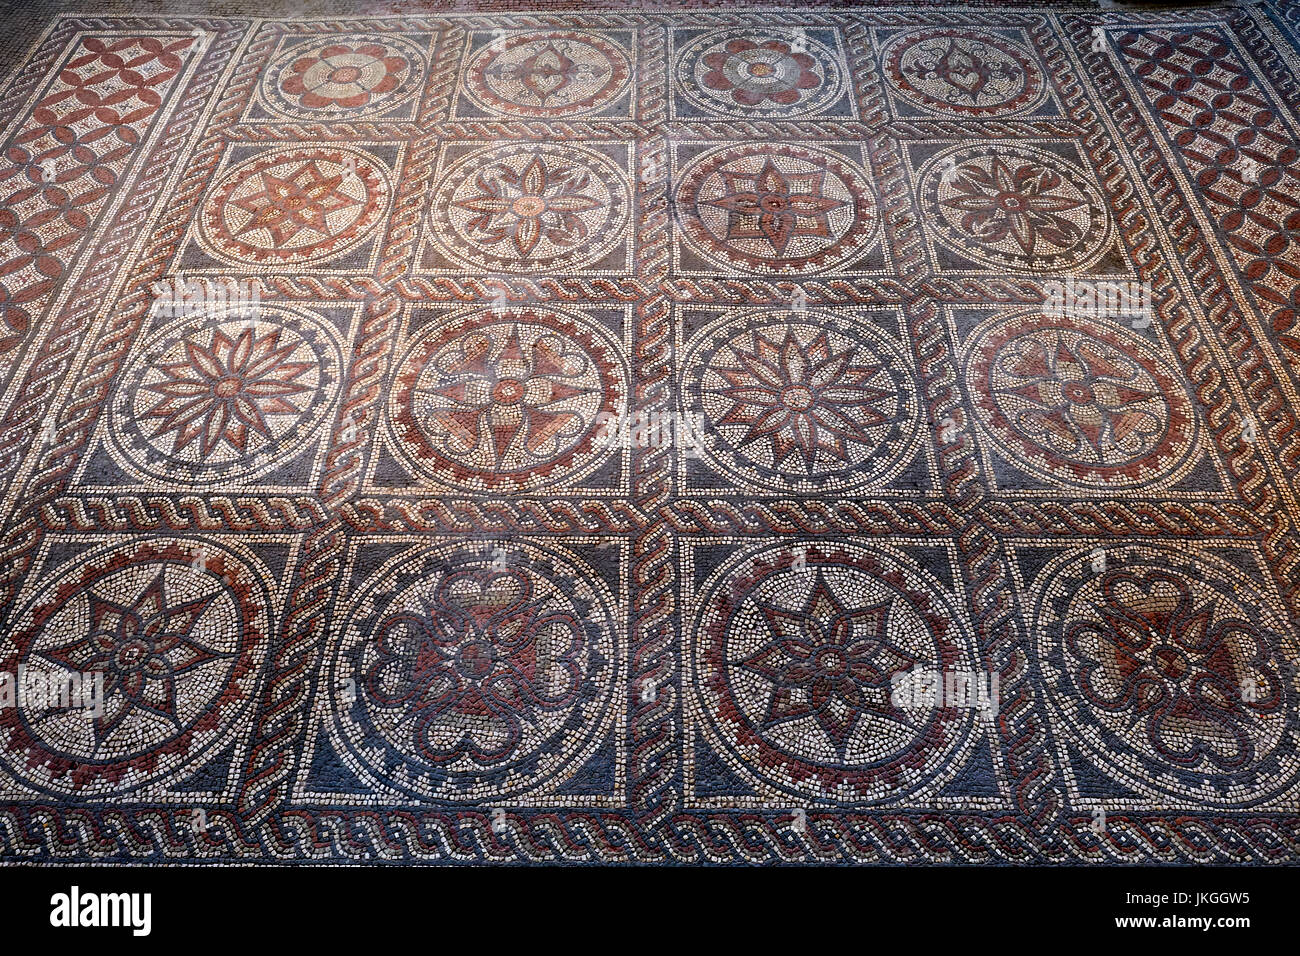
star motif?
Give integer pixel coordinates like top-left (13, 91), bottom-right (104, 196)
top-left (39, 572), bottom-right (231, 751)
top-left (739, 571), bottom-right (921, 758)
top-left (228, 160), bottom-right (362, 249)
top-left (702, 157), bottom-right (849, 255)
top-left (451, 154), bottom-right (604, 258)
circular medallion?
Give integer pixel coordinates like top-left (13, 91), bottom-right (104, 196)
top-left (388, 307), bottom-right (627, 491)
top-left (110, 306), bottom-right (342, 485)
top-left (963, 310), bottom-right (1198, 488)
top-left (1034, 544), bottom-right (1300, 807)
top-left (0, 540), bottom-right (268, 796)
top-left (881, 28), bottom-right (1046, 117)
top-left (200, 147), bottom-right (389, 265)
top-left (428, 144), bottom-right (629, 273)
top-left (261, 34), bottom-right (426, 119)
top-left (464, 30), bottom-right (631, 118)
top-left (675, 28), bottom-right (844, 118)
top-left (691, 541), bottom-right (982, 804)
top-left (919, 143), bottom-right (1111, 272)
top-left (329, 540), bottom-right (619, 801)
top-left (683, 310), bottom-right (920, 493)
top-left (675, 143), bottom-right (877, 273)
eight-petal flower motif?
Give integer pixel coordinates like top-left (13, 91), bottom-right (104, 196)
top-left (450, 153), bottom-right (604, 259)
top-left (938, 155), bottom-right (1086, 256)
top-left (700, 38), bottom-right (824, 107)
top-left (280, 42), bottom-right (410, 110)
top-left (141, 326), bottom-right (314, 456)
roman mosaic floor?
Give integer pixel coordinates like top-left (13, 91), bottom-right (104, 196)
top-left (1, 0), bottom-right (1299, 864)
